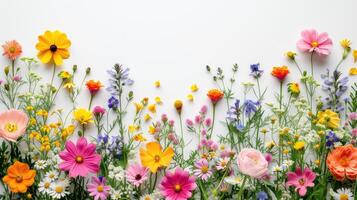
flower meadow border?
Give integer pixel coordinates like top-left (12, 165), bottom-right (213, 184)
top-left (0, 29), bottom-right (357, 200)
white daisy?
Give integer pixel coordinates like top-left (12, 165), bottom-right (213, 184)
top-left (331, 188), bottom-right (353, 200)
top-left (110, 189), bottom-right (122, 200)
top-left (45, 170), bottom-right (59, 181)
top-left (34, 160), bottom-right (48, 170)
top-left (48, 180), bottom-right (69, 199)
top-left (272, 165), bottom-right (282, 172)
top-left (224, 176), bottom-right (243, 186)
top-left (38, 178), bottom-right (52, 194)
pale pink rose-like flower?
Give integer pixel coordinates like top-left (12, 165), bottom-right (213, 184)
top-left (297, 29), bottom-right (332, 56)
top-left (237, 148), bottom-right (268, 179)
top-left (0, 109), bottom-right (28, 142)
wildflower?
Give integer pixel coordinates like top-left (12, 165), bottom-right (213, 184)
top-left (144, 114), bottom-right (151, 122)
top-left (126, 163), bottom-right (149, 187)
top-left (250, 63), bottom-right (264, 78)
top-left (106, 64), bottom-right (134, 96)
top-left (326, 131), bottom-right (339, 148)
top-left (285, 51), bottom-right (297, 60)
top-left (288, 82), bottom-right (300, 96)
top-left (317, 109), bottom-right (340, 129)
top-left (34, 160), bottom-right (48, 170)
top-left (293, 141), bottom-right (305, 150)
top-left (286, 167), bottom-right (316, 196)
top-left (135, 102), bottom-right (144, 113)
top-left (48, 179), bottom-right (69, 199)
top-left (38, 178), bottom-right (52, 194)
top-left (237, 148), bottom-right (268, 178)
top-left (224, 176), bottom-right (243, 185)
top-left (63, 82), bottom-right (75, 90)
top-left (86, 80), bottom-right (103, 95)
top-left (193, 159), bottom-right (212, 181)
top-left (2, 161), bottom-right (36, 193)
top-left (257, 191), bottom-right (268, 200)
top-left (93, 106), bottom-right (106, 116)
top-left (330, 188), bottom-right (353, 200)
top-left (133, 133), bottom-right (147, 142)
top-left (154, 96), bottom-right (162, 104)
top-left (45, 170), bottom-right (59, 181)
top-left (148, 126), bottom-right (156, 134)
top-left (271, 66), bottom-right (289, 81)
top-left (159, 168), bottom-right (196, 200)
top-left (139, 142), bottom-right (174, 173)
top-left (216, 157), bottom-right (229, 170)
top-left (87, 176), bottom-right (110, 200)
top-left (207, 89), bottom-right (224, 105)
top-left (174, 100), bottom-right (183, 114)
top-left (190, 84), bottom-right (199, 92)
top-left (148, 104), bottom-right (156, 113)
top-left (58, 70), bottom-right (71, 79)
top-left (2, 40), bottom-right (22, 61)
top-left (340, 39), bottom-right (351, 50)
top-left (327, 144), bottom-right (357, 181)
top-left (243, 99), bottom-right (260, 117)
top-left (0, 109), bottom-right (29, 142)
top-left (154, 80), bottom-right (160, 88)
top-left (59, 137), bottom-right (101, 177)
top-left (73, 108), bottom-right (93, 125)
top-left (36, 30), bottom-right (71, 65)
top-left (353, 50), bottom-right (357, 63)
top-left (108, 96), bottom-right (119, 109)
top-left (297, 29), bottom-right (332, 56)
top-left (349, 67), bottom-right (357, 75)
top-left (187, 94), bottom-right (194, 101)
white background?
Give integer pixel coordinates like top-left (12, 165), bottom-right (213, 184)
top-left (0, 0), bottom-right (357, 167)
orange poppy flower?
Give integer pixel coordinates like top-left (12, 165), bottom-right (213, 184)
top-left (271, 66), bottom-right (290, 81)
top-left (326, 144), bottom-right (357, 181)
top-left (86, 80), bottom-right (103, 94)
top-left (207, 89), bottom-right (224, 104)
top-left (2, 161), bottom-right (36, 193)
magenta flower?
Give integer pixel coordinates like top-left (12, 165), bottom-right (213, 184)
top-left (59, 137), bottom-right (101, 177)
top-left (297, 29), bottom-right (332, 56)
top-left (125, 163), bottom-right (149, 187)
top-left (193, 159), bottom-right (212, 181)
top-left (87, 176), bottom-right (110, 200)
top-left (286, 168), bottom-right (316, 196)
top-left (93, 106), bottom-right (106, 115)
top-left (159, 168), bottom-right (196, 200)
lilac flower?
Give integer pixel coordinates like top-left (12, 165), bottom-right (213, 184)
top-left (321, 69), bottom-right (348, 112)
top-left (326, 131), bottom-right (339, 148)
top-left (108, 96), bottom-right (119, 109)
top-left (106, 63), bottom-right (134, 96)
top-left (243, 99), bottom-right (260, 117)
top-left (227, 99), bottom-right (245, 131)
top-left (250, 63), bottom-right (264, 78)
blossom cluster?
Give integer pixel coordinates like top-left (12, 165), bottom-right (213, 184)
top-left (0, 29), bottom-right (356, 200)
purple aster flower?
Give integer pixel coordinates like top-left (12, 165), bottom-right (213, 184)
top-left (243, 99), bottom-right (260, 117)
top-left (326, 131), bottom-right (339, 148)
top-left (250, 63), bottom-right (264, 78)
top-left (108, 96), bottom-right (119, 109)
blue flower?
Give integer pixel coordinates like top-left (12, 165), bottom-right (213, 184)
top-left (257, 191), bottom-right (268, 200)
top-left (108, 96), bottom-right (119, 109)
top-left (326, 131), bottom-right (339, 148)
top-left (107, 63), bottom-right (134, 96)
top-left (109, 136), bottom-right (123, 159)
top-left (97, 133), bottom-right (109, 144)
top-left (250, 63), bottom-right (264, 78)
top-left (321, 69), bottom-right (348, 112)
top-left (243, 99), bottom-right (260, 117)
top-left (227, 99), bottom-right (245, 131)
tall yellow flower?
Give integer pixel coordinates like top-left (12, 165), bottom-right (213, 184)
top-left (36, 30), bottom-right (71, 66)
top-left (353, 50), bottom-right (357, 63)
top-left (73, 108), bottom-right (93, 125)
top-left (317, 109), bottom-right (340, 129)
top-left (140, 142), bottom-right (174, 173)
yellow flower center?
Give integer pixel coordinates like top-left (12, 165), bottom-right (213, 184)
top-left (50, 44), bottom-right (58, 52)
top-left (97, 185), bottom-right (104, 192)
top-left (340, 157), bottom-right (350, 167)
top-left (311, 41), bottom-right (319, 48)
top-left (9, 47), bottom-right (16, 53)
top-left (49, 174), bottom-right (55, 179)
top-left (221, 161), bottom-right (227, 167)
top-left (44, 182), bottom-right (50, 188)
top-left (16, 176), bottom-right (23, 183)
top-left (298, 179), bottom-right (305, 186)
top-left (174, 184), bottom-right (181, 192)
top-left (201, 166), bottom-right (209, 174)
top-left (340, 194), bottom-right (349, 200)
top-left (154, 155), bottom-right (161, 163)
top-left (144, 196), bottom-right (151, 200)
top-left (75, 156), bottom-right (84, 163)
top-left (55, 186), bottom-right (63, 193)
top-left (5, 123), bottom-right (18, 133)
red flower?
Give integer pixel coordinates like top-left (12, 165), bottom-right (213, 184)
top-left (207, 89), bottom-right (224, 104)
top-left (86, 80), bottom-right (103, 95)
top-left (271, 66), bottom-right (289, 81)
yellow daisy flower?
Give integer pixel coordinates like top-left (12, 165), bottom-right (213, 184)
top-left (317, 109), bottom-right (340, 129)
top-left (144, 114), bottom-right (152, 122)
top-left (340, 39), bottom-right (351, 50)
top-left (73, 108), bottom-right (93, 125)
top-left (148, 104), bottom-right (156, 113)
top-left (285, 51), bottom-right (297, 60)
top-left (133, 133), bottom-right (147, 142)
top-left (134, 103), bottom-right (144, 114)
top-left (187, 94), bottom-right (194, 101)
top-left (148, 125), bottom-right (156, 134)
top-left (293, 141), bottom-right (305, 150)
top-left (350, 67), bottom-right (357, 75)
top-left (154, 97), bottom-right (162, 104)
top-left (154, 81), bottom-right (160, 88)
top-left (190, 84), bottom-right (199, 92)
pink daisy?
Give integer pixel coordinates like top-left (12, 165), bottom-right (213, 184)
top-left (286, 167), bottom-right (316, 196)
top-left (297, 29), bottom-right (332, 56)
top-left (59, 137), bottom-right (101, 177)
top-left (126, 163), bottom-right (149, 187)
top-left (159, 168), bottom-right (196, 200)
top-left (87, 176), bottom-right (110, 200)
top-left (2, 40), bottom-right (22, 60)
top-left (216, 157), bottom-right (230, 170)
top-left (193, 159), bottom-right (212, 181)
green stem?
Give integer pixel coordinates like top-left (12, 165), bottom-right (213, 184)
top-left (50, 64), bottom-right (56, 86)
top-left (237, 176), bottom-right (247, 200)
top-left (210, 104), bottom-right (216, 139)
top-left (179, 113), bottom-right (184, 162)
top-left (88, 95), bottom-right (93, 110)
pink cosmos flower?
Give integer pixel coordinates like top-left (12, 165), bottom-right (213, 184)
top-left (126, 163), bottom-right (149, 187)
top-left (159, 168), bottom-right (196, 200)
top-left (286, 167), bottom-right (316, 196)
top-left (59, 137), bottom-right (101, 177)
top-left (87, 176), bottom-right (110, 200)
top-left (0, 109), bottom-right (28, 142)
top-left (297, 29), bottom-right (332, 56)
top-left (193, 159), bottom-right (212, 181)
top-left (237, 148), bottom-right (268, 179)
top-left (216, 157), bottom-right (230, 170)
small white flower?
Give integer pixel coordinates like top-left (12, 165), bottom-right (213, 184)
top-left (224, 176), bottom-right (243, 186)
top-left (34, 160), bottom-right (48, 170)
top-left (272, 165), bottom-right (282, 172)
top-left (110, 189), bottom-right (122, 200)
top-left (330, 188), bottom-right (353, 200)
top-left (48, 180), bottom-right (69, 199)
top-left (45, 170), bottom-right (59, 181)
top-left (38, 178), bottom-right (52, 194)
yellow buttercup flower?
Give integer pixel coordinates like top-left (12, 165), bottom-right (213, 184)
top-left (140, 142), bottom-right (174, 173)
top-left (144, 114), bottom-right (152, 122)
top-left (349, 67), bottom-right (357, 75)
top-left (134, 102), bottom-right (144, 114)
top-left (133, 133), bottom-right (147, 142)
top-left (154, 81), bottom-right (161, 88)
top-left (128, 124), bottom-right (138, 133)
top-left (36, 30), bottom-right (71, 66)
top-left (174, 100), bottom-right (183, 114)
top-left (190, 84), bottom-right (199, 92)
top-left (148, 104), bottom-right (156, 113)
top-left (340, 39), bottom-right (351, 50)
top-left (63, 82), bottom-right (75, 90)
top-left (148, 125), bottom-right (156, 134)
top-left (353, 50), bottom-right (357, 63)
top-left (59, 70), bottom-right (71, 79)
top-left (285, 51), bottom-right (297, 60)
top-left (73, 108), bottom-right (93, 125)
top-left (317, 109), bottom-right (340, 129)
top-left (294, 141), bottom-right (305, 150)
top-left (287, 82), bottom-right (300, 96)
top-left (154, 97), bottom-right (162, 104)
top-left (187, 94), bottom-right (194, 101)
top-left (36, 109), bottom-right (48, 117)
